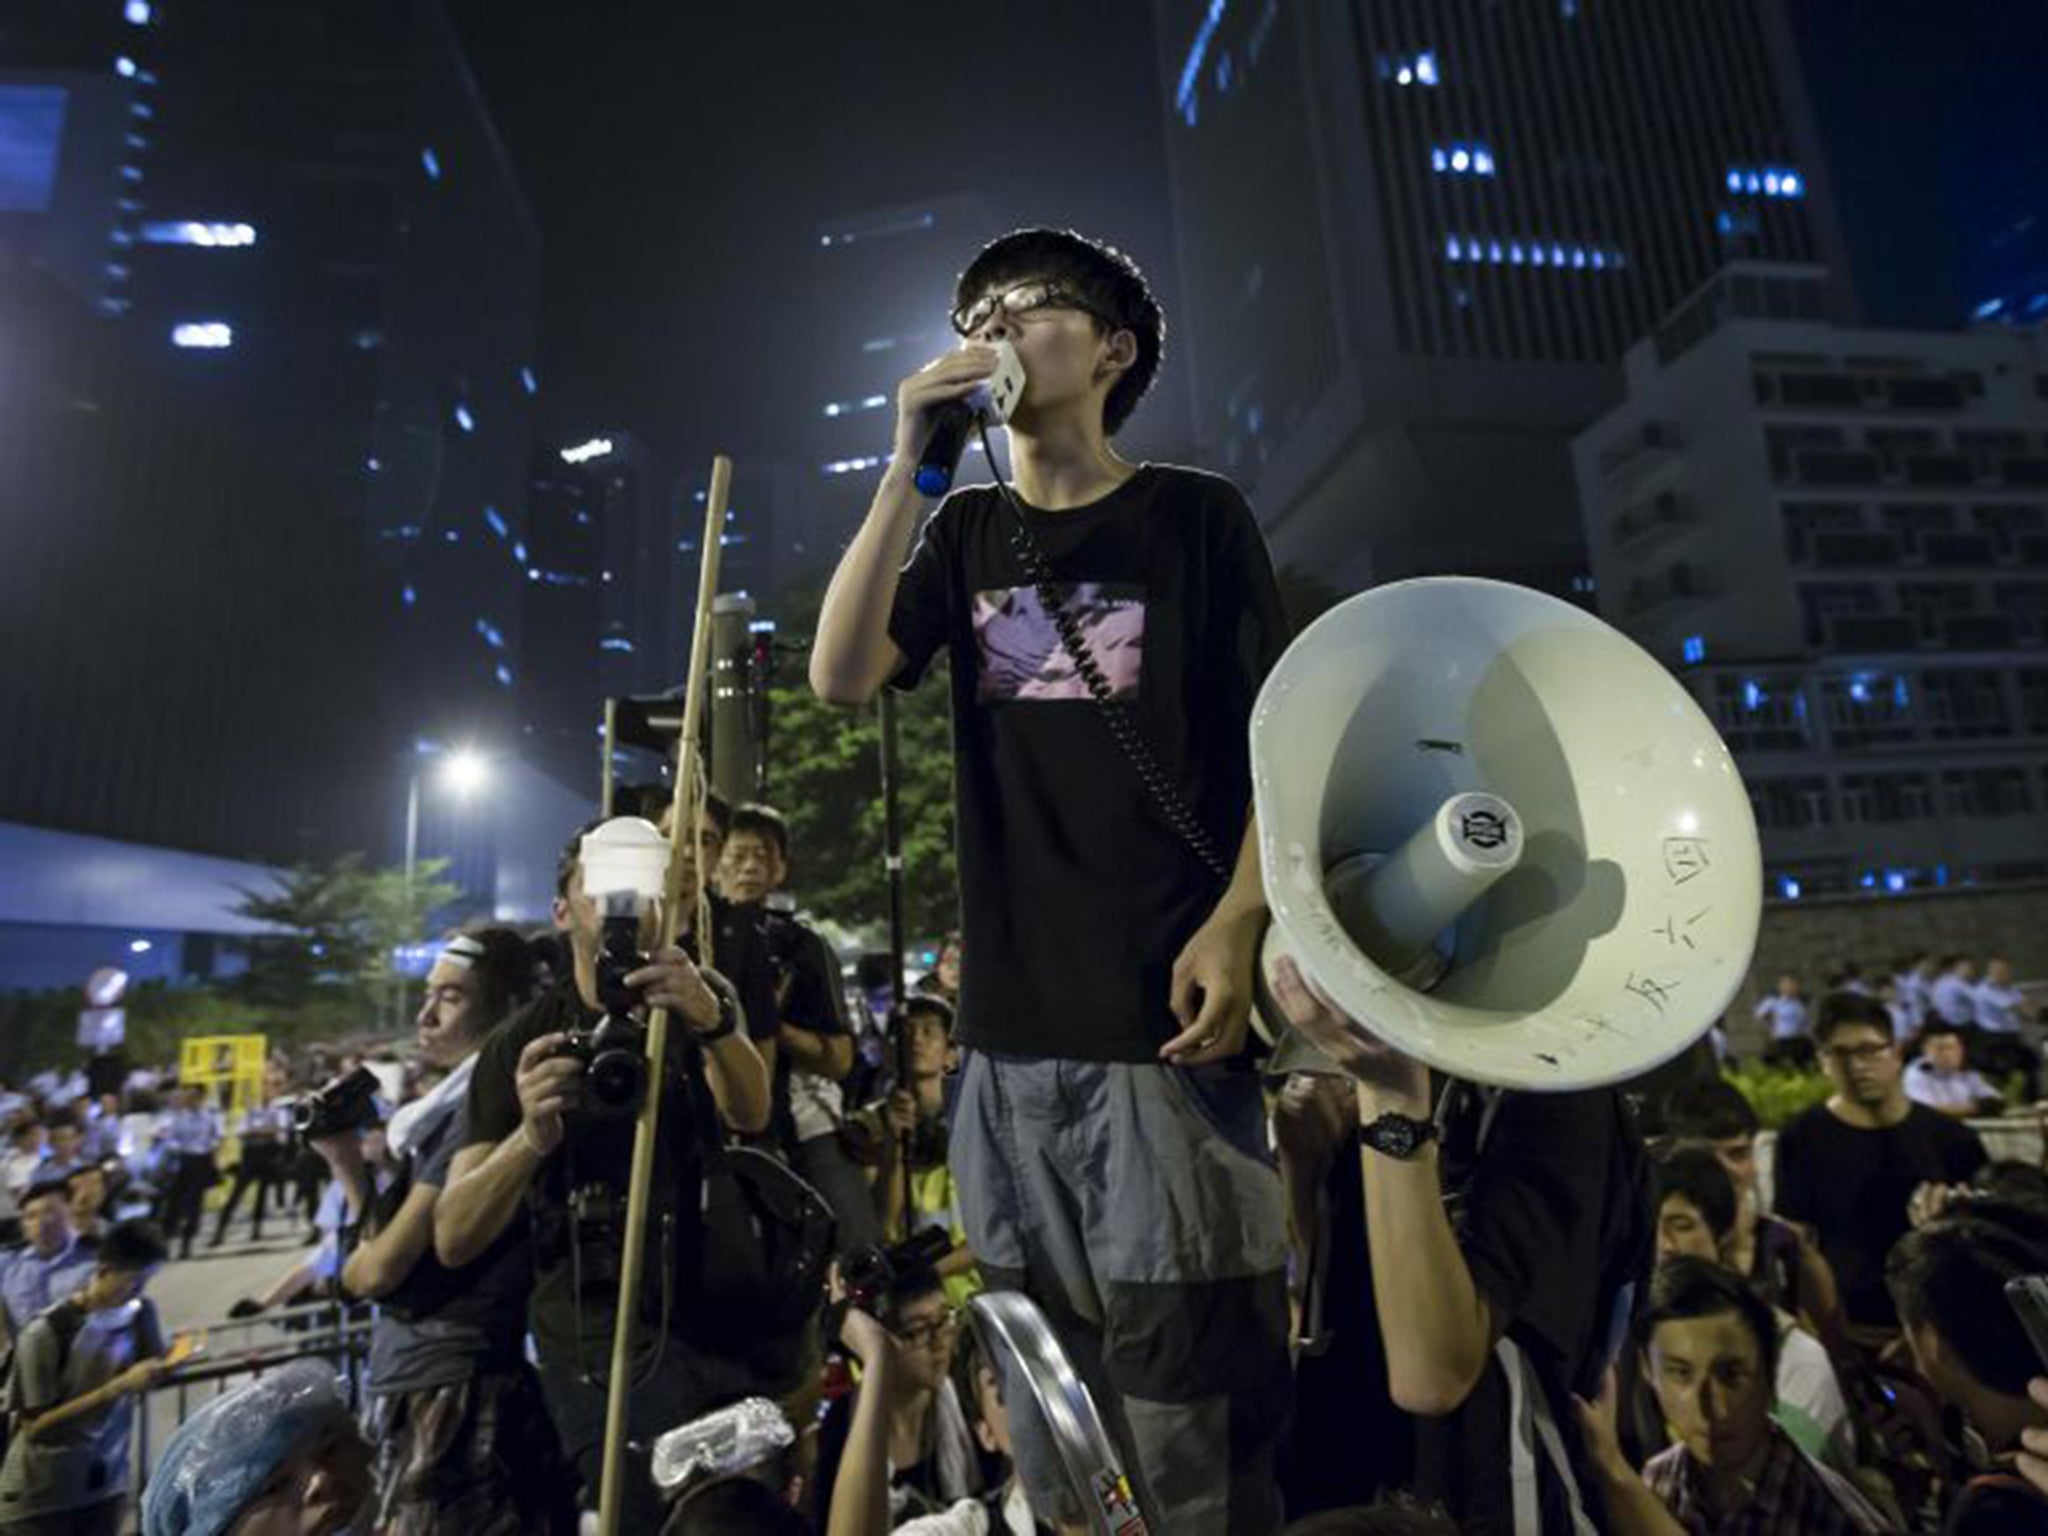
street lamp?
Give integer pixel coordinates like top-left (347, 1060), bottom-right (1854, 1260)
top-left (404, 744), bottom-right (494, 890)
top-left (396, 744), bottom-right (495, 1028)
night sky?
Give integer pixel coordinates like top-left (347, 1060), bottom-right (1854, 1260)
top-left (446, 2), bottom-right (1190, 468)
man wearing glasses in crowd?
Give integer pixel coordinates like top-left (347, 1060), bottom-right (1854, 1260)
top-left (1772, 993), bottom-right (1988, 1338)
top-left (811, 228), bottom-right (1292, 1532)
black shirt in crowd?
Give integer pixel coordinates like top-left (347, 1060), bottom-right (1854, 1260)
top-left (367, 1095), bottom-right (530, 1395)
top-left (461, 974), bottom-right (733, 1362)
top-left (888, 464), bottom-right (1289, 1062)
top-left (1772, 1100), bottom-right (1988, 1327)
top-left (1414, 1084), bottom-right (1651, 1536)
top-left (752, 899), bottom-right (851, 1148)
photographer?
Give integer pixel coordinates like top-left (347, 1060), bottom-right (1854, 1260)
top-left (313, 928), bottom-right (574, 1535)
top-left (819, 1264), bottom-right (980, 1527)
top-left (434, 822), bottom-right (775, 1529)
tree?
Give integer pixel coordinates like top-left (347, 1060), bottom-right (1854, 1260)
top-left (766, 667), bottom-right (958, 943)
top-left (230, 853), bottom-right (460, 1008)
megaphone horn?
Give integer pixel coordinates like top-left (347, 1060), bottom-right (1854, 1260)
top-left (1252, 577), bottom-right (1762, 1092)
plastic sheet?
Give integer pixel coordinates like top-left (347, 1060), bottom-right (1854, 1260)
top-left (140, 1359), bottom-right (358, 1536)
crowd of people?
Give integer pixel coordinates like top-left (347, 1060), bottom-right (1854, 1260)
top-left (3, 225), bottom-right (2047, 1535)
top-left (1751, 954), bottom-right (2038, 1097)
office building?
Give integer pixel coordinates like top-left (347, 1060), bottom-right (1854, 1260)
top-left (1573, 262), bottom-right (2048, 896)
top-left (1154, 0), bottom-right (1852, 596)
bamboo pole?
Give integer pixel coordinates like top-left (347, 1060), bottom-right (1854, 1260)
top-left (596, 453), bottom-right (732, 1534)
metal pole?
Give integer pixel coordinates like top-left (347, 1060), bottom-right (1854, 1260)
top-left (878, 692), bottom-right (915, 1237)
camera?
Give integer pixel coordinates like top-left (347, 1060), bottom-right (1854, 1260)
top-left (559, 911), bottom-right (650, 1117)
top-left (293, 1066), bottom-right (380, 1139)
top-left (839, 1228), bottom-right (954, 1315)
top-left (558, 1014), bottom-right (648, 1118)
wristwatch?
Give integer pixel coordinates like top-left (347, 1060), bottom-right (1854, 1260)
top-left (1358, 1111), bottom-right (1439, 1160)
top-left (694, 987), bottom-right (739, 1044)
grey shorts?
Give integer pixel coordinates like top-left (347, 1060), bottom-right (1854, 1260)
top-left (950, 1050), bottom-right (1291, 1535)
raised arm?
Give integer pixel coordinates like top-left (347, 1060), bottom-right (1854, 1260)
top-left (810, 347), bottom-right (996, 705)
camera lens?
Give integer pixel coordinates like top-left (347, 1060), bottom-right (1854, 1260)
top-left (588, 1049), bottom-right (645, 1112)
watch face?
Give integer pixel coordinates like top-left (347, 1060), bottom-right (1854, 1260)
top-left (1365, 1114), bottom-right (1429, 1158)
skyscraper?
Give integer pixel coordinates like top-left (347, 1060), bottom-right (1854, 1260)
top-left (0, 0), bottom-right (541, 873)
top-left (1154, 0), bottom-right (1853, 595)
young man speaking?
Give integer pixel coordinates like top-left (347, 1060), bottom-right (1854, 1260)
top-left (812, 228), bottom-right (1292, 1533)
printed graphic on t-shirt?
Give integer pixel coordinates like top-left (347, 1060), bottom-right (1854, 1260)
top-left (971, 583), bottom-right (1145, 702)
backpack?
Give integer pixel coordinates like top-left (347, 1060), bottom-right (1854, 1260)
top-left (0, 1298), bottom-right (154, 1462)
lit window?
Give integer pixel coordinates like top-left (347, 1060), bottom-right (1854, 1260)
top-left (822, 454), bottom-right (889, 476)
top-left (421, 146), bottom-right (441, 181)
top-left (139, 220), bottom-right (257, 247)
top-left (560, 437), bottom-right (613, 464)
top-left (1381, 50), bottom-right (1441, 86)
top-left (170, 321), bottom-right (232, 349)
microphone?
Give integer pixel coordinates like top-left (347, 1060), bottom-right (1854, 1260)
top-left (915, 400), bottom-right (975, 499)
top-left (913, 341), bottom-right (1026, 499)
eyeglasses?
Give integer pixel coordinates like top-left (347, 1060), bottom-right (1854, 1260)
top-left (892, 1307), bottom-right (961, 1348)
top-left (951, 280), bottom-right (1114, 338)
top-left (1822, 1042), bottom-right (1893, 1064)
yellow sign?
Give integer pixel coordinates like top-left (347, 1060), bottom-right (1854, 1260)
top-left (177, 1034), bottom-right (268, 1121)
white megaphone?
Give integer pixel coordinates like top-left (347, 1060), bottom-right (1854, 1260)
top-left (1253, 577), bottom-right (1761, 1091)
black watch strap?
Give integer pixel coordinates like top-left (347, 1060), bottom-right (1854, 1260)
top-left (1358, 1111), bottom-right (1439, 1160)
top-left (694, 988), bottom-right (739, 1043)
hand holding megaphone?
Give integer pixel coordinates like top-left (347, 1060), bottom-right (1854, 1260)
top-left (1267, 955), bottom-right (1430, 1107)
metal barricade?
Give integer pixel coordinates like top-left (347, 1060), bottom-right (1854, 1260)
top-left (131, 1303), bottom-right (373, 1489)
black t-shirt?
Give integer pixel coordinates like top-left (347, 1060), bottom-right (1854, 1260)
top-left (751, 901), bottom-right (851, 1148)
top-left (1773, 1101), bottom-right (1987, 1327)
top-left (1413, 1085), bottom-right (1652, 1535)
top-left (888, 464), bottom-right (1289, 1061)
top-left (462, 981), bottom-right (727, 1360)
top-left (367, 1095), bottom-right (531, 1394)
top-left (709, 893), bottom-right (781, 1055)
